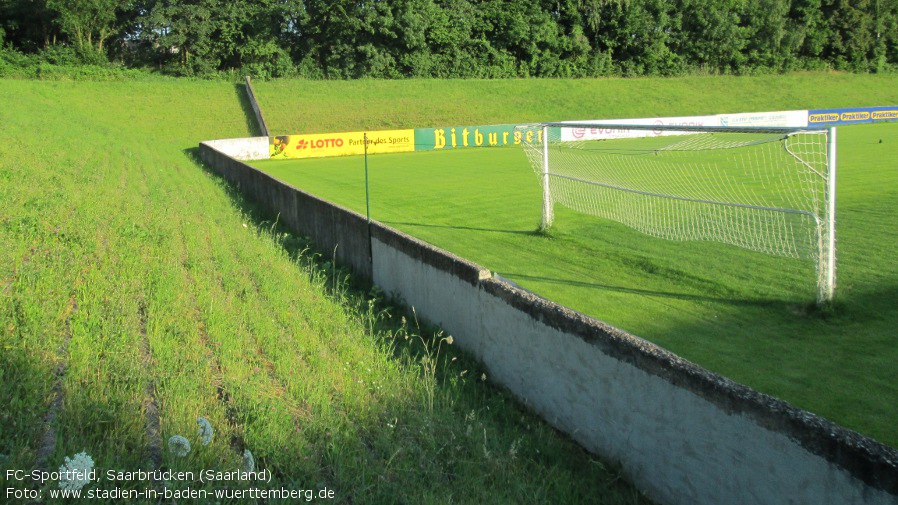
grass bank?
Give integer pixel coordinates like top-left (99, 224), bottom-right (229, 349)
top-left (0, 79), bottom-right (648, 503)
top-left (256, 73), bottom-right (898, 133)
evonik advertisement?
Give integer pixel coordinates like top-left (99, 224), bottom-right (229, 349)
top-left (558, 115), bottom-right (722, 142)
top-left (558, 110), bottom-right (811, 142)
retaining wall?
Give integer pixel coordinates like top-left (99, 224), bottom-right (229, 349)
top-left (198, 139), bottom-right (898, 505)
top-left (203, 137), bottom-right (270, 161)
top-left (244, 76), bottom-right (270, 136)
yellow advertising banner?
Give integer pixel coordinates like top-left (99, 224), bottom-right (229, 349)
top-left (808, 106), bottom-right (898, 126)
top-left (872, 110), bottom-right (898, 121)
top-left (270, 130), bottom-right (415, 159)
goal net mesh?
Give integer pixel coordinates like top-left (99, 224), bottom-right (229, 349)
top-left (518, 124), bottom-right (834, 298)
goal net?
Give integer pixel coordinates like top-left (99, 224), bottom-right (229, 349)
top-left (516, 122), bottom-right (836, 303)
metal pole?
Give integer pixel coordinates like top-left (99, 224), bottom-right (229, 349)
top-left (541, 126), bottom-right (553, 230)
top-left (364, 133), bottom-right (371, 224)
top-left (823, 127), bottom-right (837, 303)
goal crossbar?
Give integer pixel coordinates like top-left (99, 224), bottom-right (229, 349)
top-left (542, 122), bottom-right (806, 135)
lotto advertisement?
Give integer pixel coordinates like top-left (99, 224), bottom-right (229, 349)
top-left (269, 130), bottom-right (415, 159)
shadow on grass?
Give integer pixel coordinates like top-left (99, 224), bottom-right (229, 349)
top-left (383, 220), bottom-right (538, 236)
top-left (499, 272), bottom-right (791, 308)
top-left (233, 82), bottom-right (263, 137)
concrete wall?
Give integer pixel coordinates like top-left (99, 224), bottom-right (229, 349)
top-left (244, 76), bottom-right (270, 137)
top-left (203, 137), bottom-right (270, 161)
top-left (199, 140), bottom-right (898, 505)
top-left (199, 141), bottom-right (371, 279)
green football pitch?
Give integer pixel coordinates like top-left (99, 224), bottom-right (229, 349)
top-left (252, 121), bottom-right (898, 448)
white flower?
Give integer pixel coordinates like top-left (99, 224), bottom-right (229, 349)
top-left (58, 452), bottom-right (94, 490)
top-left (197, 417), bottom-right (214, 446)
top-left (241, 449), bottom-right (255, 473)
top-left (168, 435), bottom-right (191, 457)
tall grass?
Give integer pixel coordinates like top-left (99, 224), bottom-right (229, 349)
top-left (0, 79), bottom-right (648, 503)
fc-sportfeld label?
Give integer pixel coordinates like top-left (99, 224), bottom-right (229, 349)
top-left (270, 130), bottom-right (414, 159)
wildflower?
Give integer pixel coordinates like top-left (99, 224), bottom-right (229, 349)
top-left (509, 438), bottom-right (521, 460)
top-left (445, 336), bottom-right (454, 345)
top-left (168, 435), bottom-right (191, 457)
top-left (58, 452), bottom-right (94, 490)
top-left (197, 417), bottom-right (214, 446)
top-left (241, 449), bottom-right (255, 473)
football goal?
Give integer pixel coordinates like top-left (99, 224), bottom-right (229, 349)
top-left (516, 122), bottom-right (837, 304)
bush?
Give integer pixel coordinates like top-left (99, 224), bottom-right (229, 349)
top-left (240, 44), bottom-right (297, 80)
top-left (0, 48), bottom-right (38, 78)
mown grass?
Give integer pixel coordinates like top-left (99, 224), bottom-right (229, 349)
top-left (0, 79), bottom-right (649, 503)
top-left (256, 73), bottom-right (898, 133)
top-left (250, 73), bottom-right (898, 449)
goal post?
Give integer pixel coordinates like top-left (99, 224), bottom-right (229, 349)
top-left (823, 126), bottom-right (837, 303)
top-left (517, 122), bottom-right (837, 304)
top-left (541, 125), bottom-right (553, 230)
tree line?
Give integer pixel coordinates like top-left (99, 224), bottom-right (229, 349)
top-left (1, 0), bottom-right (896, 79)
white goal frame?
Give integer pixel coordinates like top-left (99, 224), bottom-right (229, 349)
top-left (526, 122), bottom-right (836, 304)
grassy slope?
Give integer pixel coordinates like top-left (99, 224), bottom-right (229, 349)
top-left (0, 79), bottom-right (646, 504)
top-left (257, 73), bottom-right (898, 133)
top-left (252, 73), bottom-right (898, 448)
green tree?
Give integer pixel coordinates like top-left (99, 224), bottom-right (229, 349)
top-left (0, 0), bottom-right (59, 52)
top-left (741, 0), bottom-right (792, 70)
top-left (876, 0), bottom-right (898, 70)
top-left (598, 0), bottom-right (682, 76)
top-left (138, 0), bottom-right (218, 74)
top-left (46, 0), bottom-right (124, 53)
top-left (670, 0), bottom-right (749, 73)
top-left (210, 0), bottom-right (296, 78)
top-left (824, 0), bottom-right (878, 70)
top-left (300, 0), bottom-right (399, 77)
top-left (785, 0), bottom-right (831, 67)
top-left (2, 0), bottom-right (896, 77)
top-left (425, 0), bottom-right (486, 77)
